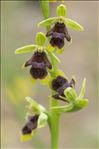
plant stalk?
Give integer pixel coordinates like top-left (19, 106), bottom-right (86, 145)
top-left (40, 1), bottom-right (60, 148)
top-left (50, 98), bottom-right (60, 149)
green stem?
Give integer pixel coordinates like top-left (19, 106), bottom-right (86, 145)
top-left (49, 50), bottom-right (60, 149)
top-left (50, 97), bottom-right (60, 149)
top-left (40, 1), bottom-right (60, 148)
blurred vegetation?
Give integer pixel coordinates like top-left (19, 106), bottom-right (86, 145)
top-left (1, 1), bottom-right (98, 148)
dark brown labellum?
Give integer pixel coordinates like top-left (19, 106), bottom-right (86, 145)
top-left (22, 115), bottom-right (39, 135)
top-left (52, 75), bottom-right (75, 102)
top-left (46, 22), bottom-right (71, 49)
top-left (30, 65), bottom-right (47, 79)
top-left (25, 51), bottom-right (52, 79)
top-left (50, 32), bottom-right (65, 49)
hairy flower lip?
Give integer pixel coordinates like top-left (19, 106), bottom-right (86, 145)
top-left (50, 37), bottom-right (64, 49)
top-left (50, 32), bottom-right (65, 49)
top-left (52, 75), bottom-right (75, 102)
top-left (46, 22), bottom-right (71, 49)
top-left (22, 115), bottom-right (39, 135)
top-left (52, 32), bottom-right (64, 38)
top-left (52, 75), bottom-right (68, 90)
top-left (24, 51), bottom-right (52, 79)
top-left (30, 66), bottom-right (47, 79)
top-left (32, 62), bottom-right (46, 69)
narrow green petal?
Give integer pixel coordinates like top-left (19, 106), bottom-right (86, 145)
top-left (78, 78), bottom-right (86, 99)
top-left (38, 17), bottom-right (57, 27)
top-left (15, 45), bottom-right (37, 54)
top-left (65, 18), bottom-right (84, 31)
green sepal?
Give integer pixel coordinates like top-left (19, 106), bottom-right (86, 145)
top-left (78, 78), bottom-right (86, 99)
top-left (64, 87), bottom-right (77, 102)
top-left (25, 97), bottom-right (40, 113)
top-left (50, 103), bottom-right (74, 113)
top-left (37, 113), bottom-right (48, 128)
top-left (25, 96), bottom-right (46, 113)
top-left (15, 45), bottom-right (37, 54)
top-left (51, 98), bottom-right (88, 113)
top-left (36, 32), bottom-right (46, 46)
top-left (64, 18), bottom-right (84, 31)
top-left (38, 17), bottom-right (57, 27)
top-left (75, 98), bottom-right (89, 110)
top-left (57, 4), bottom-right (67, 17)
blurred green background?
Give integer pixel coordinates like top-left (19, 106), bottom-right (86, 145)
top-left (1, 1), bottom-right (98, 148)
